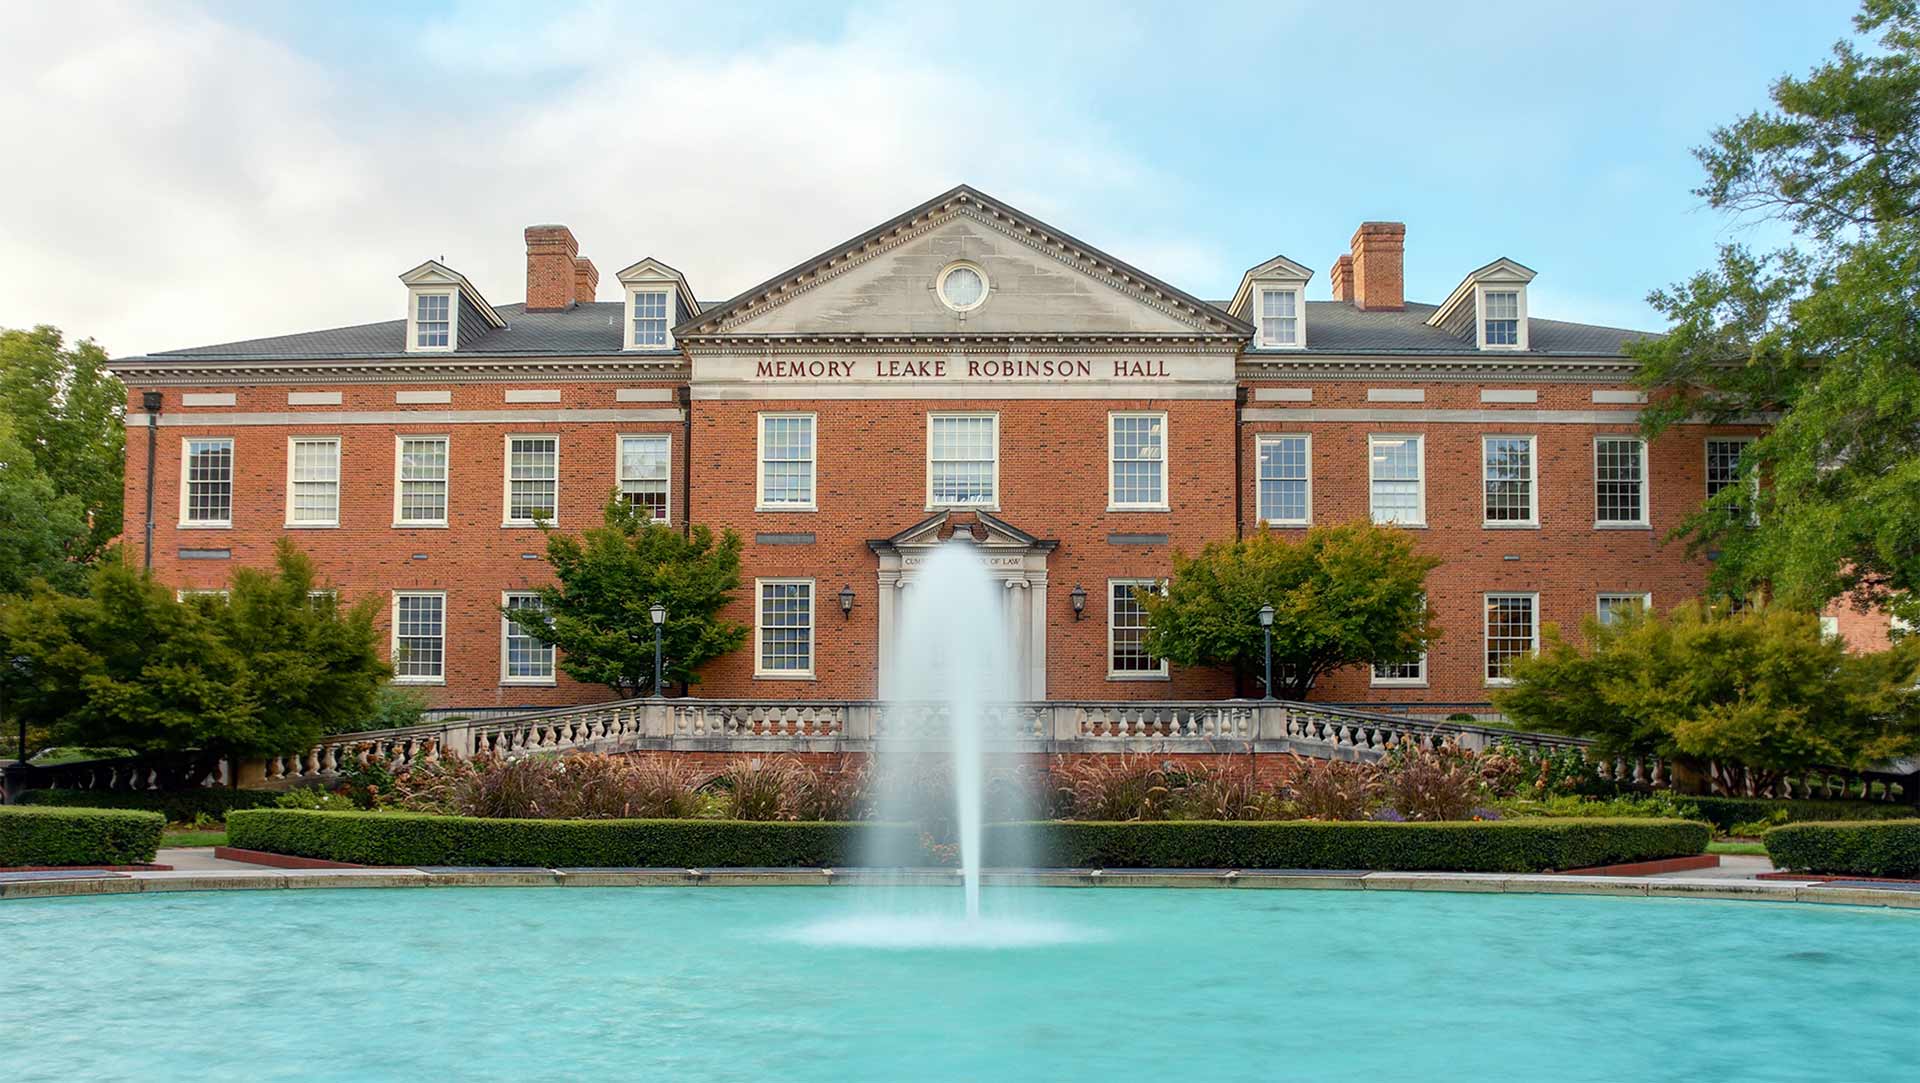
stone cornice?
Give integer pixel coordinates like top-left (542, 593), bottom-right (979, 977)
top-left (104, 356), bottom-right (688, 387)
top-left (685, 333), bottom-right (1246, 356)
top-left (1238, 355), bottom-right (1641, 383)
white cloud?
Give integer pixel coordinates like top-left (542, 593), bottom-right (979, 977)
top-left (0, 0), bottom-right (1208, 356)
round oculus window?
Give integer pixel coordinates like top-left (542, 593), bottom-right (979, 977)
top-left (938, 264), bottom-right (987, 311)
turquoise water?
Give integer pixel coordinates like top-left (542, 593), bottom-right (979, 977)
top-left (2, 886), bottom-right (1914, 1081)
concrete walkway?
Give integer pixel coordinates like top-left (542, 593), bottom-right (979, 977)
top-left (156, 847), bottom-right (268, 872)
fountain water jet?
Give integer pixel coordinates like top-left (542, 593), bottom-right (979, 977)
top-left (865, 531), bottom-right (1014, 921)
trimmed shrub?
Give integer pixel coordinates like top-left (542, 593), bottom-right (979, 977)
top-left (228, 809), bottom-right (918, 868)
top-left (0, 806), bottom-right (166, 867)
top-left (227, 809), bottom-right (1705, 872)
top-left (1684, 796), bottom-right (1913, 833)
top-left (990, 818), bottom-right (1708, 872)
top-left (1764, 820), bottom-right (1920, 878)
top-left (16, 788), bottom-right (282, 824)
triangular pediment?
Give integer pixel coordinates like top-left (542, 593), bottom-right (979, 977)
top-left (679, 186), bottom-right (1250, 341)
top-left (869, 510), bottom-right (1057, 553)
top-left (397, 260), bottom-right (504, 328)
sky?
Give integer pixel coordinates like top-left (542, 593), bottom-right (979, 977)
top-left (0, 0), bottom-right (1862, 357)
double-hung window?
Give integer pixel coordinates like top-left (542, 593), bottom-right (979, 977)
top-left (1108, 580), bottom-right (1167, 679)
top-left (1705, 437), bottom-right (1756, 521)
top-left (1482, 435), bottom-right (1537, 526)
top-left (755, 579), bottom-right (814, 678)
top-left (505, 436), bottom-right (558, 525)
top-left (286, 437), bottom-right (340, 527)
top-left (1109, 412), bottom-right (1167, 510)
top-left (619, 435), bottom-right (670, 522)
top-left (181, 437), bottom-right (234, 527)
top-left (758, 414), bottom-right (817, 510)
top-left (1259, 288), bottom-right (1299, 347)
top-left (630, 289), bottom-right (670, 348)
top-left (1369, 435), bottom-right (1424, 526)
top-left (501, 592), bottom-right (555, 684)
top-left (928, 414), bottom-right (997, 507)
top-left (1484, 593), bottom-right (1539, 685)
top-left (1483, 290), bottom-right (1520, 346)
top-left (1597, 593), bottom-right (1651, 627)
top-left (1595, 436), bottom-right (1649, 526)
top-left (395, 436), bottom-right (449, 526)
top-left (1256, 435), bottom-right (1310, 525)
top-left (1372, 655), bottom-right (1426, 686)
top-left (415, 293), bottom-right (451, 349)
top-left (392, 592), bottom-right (446, 684)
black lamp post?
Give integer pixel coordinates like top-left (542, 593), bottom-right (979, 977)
top-left (141, 390), bottom-right (163, 571)
top-left (1257, 604), bottom-right (1276, 700)
top-left (838, 584), bottom-right (855, 619)
top-left (6, 655), bottom-right (30, 766)
top-left (648, 602), bottom-right (667, 697)
top-left (1070, 584), bottom-right (1087, 620)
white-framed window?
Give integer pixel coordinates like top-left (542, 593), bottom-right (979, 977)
top-left (1597, 592), bottom-right (1652, 627)
top-left (928, 413), bottom-right (998, 507)
top-left (1372, 593), bottom-right (1428, 686)
top-left (413, 292), bottom-right (452, 350)
top-left (1595, 436), bottom-right (1649, 526)
top-left (285, 437), bottom-right (340, 527)
top-left (1705, 437), bottom-right (1757, 520)
top-left (757, 414), bottom-right (817, 510)
top-left (504, 435), bottom-right (558, 525)
top-left (1484, 592), bottom-right (1539, 685)
top-left (1369, 434), bottom-right (1425, 526)
top-left (392, 591), bottom-right (446, 684)
top-left (180, 437), bottom-right (234, 527)
top-left (1482, 435), bottom-right (1537, 527)
top-left (755, 579), bottom-right (814, 678)
top-left (501, 592), bottom-right (555, 685)
top-left (1482, 289), bottom-right (1521, 347)
top-left (1108, 579), bottom-right (1168, 679)
top-left (628, 288), bottom-right (671, 349)
top-left (618, 434), bottom-right (670, 522)
top-left (1256, 434), bottom-right (1311, 526)
top-left (1819, 614), bottom-right (1841, 641)
top-left (1258, 287), bottom-right (1301, 348)
top-left (395, 436), bottom-right (450, 526)
top-left (1109, 412), bottom-right (1168, 510)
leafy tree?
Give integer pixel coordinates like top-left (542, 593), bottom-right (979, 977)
top-left (0, 326), bottom-right (124, 565)
top-left (507, 498), bottom-right (750, 696)
top-left (1496, 603), bottom-right (1920, 795)
top-left (1138, 522), bottom-right (1440, 698)
top-left (1630, 1), bottom-right (1920, 622)
top-left (0, 415), bottom-right (90, 594)
top-left (0, 541), bottom-right (388, 779)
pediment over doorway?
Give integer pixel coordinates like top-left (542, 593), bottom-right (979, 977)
top-left (867, 510), bottom-right (1059, 557)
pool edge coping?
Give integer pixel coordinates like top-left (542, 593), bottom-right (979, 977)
top-left (4, 866), bottom-right (1919, 909)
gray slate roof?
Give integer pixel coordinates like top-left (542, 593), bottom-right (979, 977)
top-left (133, 298), bottom-right (1653, 364)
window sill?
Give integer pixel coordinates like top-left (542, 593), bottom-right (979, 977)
top-left (393, 522), bottom-right (450, 529)
top-left (177, 522), bottom-right (232, 530)
top-left (1259, 519), bottom-right (1312, 529)
top-left (1484, 679), bottom-right (1516, 688)
top-left (1372, 521), bottom-right (1428, 529)
top-left (1481, 522), bottom-right (1540, 530)
top-left (391, 678), bottom-right (445, 686)
top-left (501, 521), bottom-right (554, 529)
top-left (284, 522), bottom-right (339, 530)
top-left (1370, 680), bottom-right (1429, 689)
top-left (501, 678), bottom-right (557, 688)
top-left (753, 671), bottom-right (817, 681)
top-left (1106, 672), bottom-right (1172, 682)
top-left (1592, 522), bottom-right (1652, 531)
top-left (927, 503), bottom-right (1000, 513)
top-left (1107, 505), bottom-right (1171, 514)
top-left (756, 505), bottom-right (818, 514)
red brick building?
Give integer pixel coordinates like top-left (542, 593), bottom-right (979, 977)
top-left (107, 185), bottom-right (1770, 715)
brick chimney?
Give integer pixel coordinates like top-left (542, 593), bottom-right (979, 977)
top-left (573, 257), bottom-right (599, 303)
top-left (525, 224), bottom-right (580, 311)
top-left (1329, 254), bottom-right (1354, 303)
top-left (1348, 222), bottom-right (1405, 310)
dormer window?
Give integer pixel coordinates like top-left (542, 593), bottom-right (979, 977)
top-left (630, 289), bottom-right (671, 349)
top-left (415, 293), bottom-right (451, 349)
top-left (1259, 288), bottom-right (1300, 348)
top-left (1483, 290), bottom-right (1520, 346)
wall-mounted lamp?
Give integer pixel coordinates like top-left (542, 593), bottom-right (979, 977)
top-left (838, 584), bottom-right (855, 618)
top-left (1070, 583), bottom-right (1087, 620)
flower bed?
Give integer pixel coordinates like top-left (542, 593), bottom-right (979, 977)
top-left (1764, 820), bottom-right (1920, 879)
top-left (228, 809), bottom-right (1706, 872)
top-left (0, 806), bottom-right (167, 867)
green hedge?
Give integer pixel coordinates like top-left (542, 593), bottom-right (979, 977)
top-left (1764, 820), bottom-right (1920, 879)
top-left (1684, 796), bottom-right (1913, 832)
top-left (0, 806), bottom-right (167, 867)
top-left (229, 810), bottom-right (1706, 872)
top-left (17, 788), bottom-right (284, 824)
top-left (990, 819), bottom-right (1709, 872)
top-left (228, 810), bottom-right (917, 868)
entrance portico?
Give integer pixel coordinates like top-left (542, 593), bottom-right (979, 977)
top-left (869, 511), bottom-right (1058, 700)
